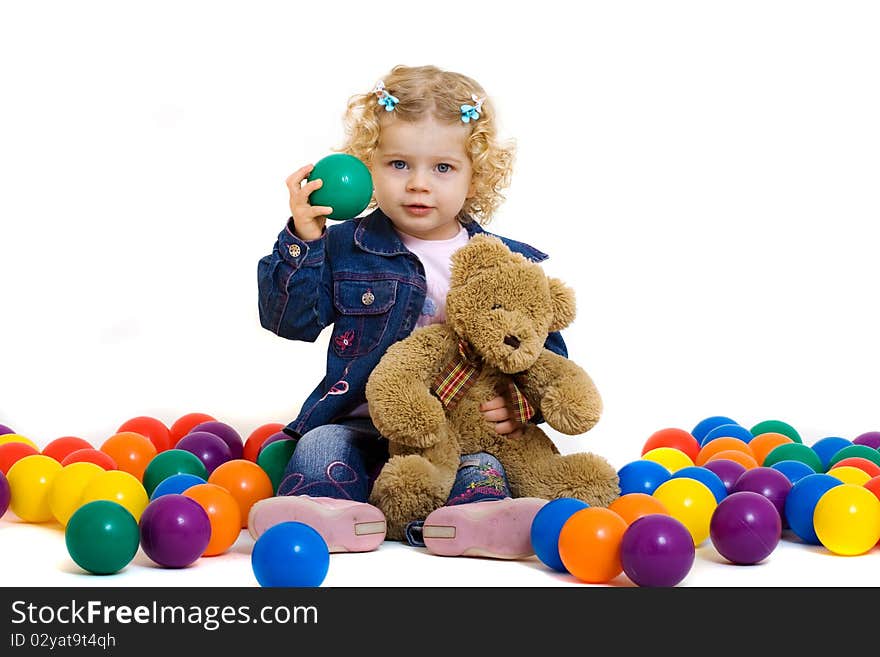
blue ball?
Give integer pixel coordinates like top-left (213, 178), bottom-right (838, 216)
top-left (691, 416), bottom-right (738, 444)
top-left (770, 459), bottom-right (816, 486)
top-left (810, 436), bottom-right (853, 471)
top-left (149, 473), bottom-right (207, 500)
top-left (251, 521), bottom-right (329, 587)
top-left (784, 473), bottom-right (843, 545)
top-left (672, 466), bottom-right (728, 503)
top-left (701, 423), bottom-right (755, 446)
top-left (530, 497), bottom-right (589, 572)
top-left (618, 460), bottom-right (672, 496)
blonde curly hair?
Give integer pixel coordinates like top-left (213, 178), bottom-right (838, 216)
top-left (339, 64), bottom-right (516, 225)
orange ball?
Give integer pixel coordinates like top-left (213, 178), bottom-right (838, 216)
top-left (169, 412), bottom-right (217, 446)
top-left (243, 422), bottom-right (287, 463)
top-left (748, 432), bottom-right (795, 466)
top-left (183, 483), bottom-right (242, 556)
top-left (558, 507), bottom-right (628, 584)
top-left (100, 431), bottom-right (158, 482)
top-left (207, 459), bottom-right (273, 528)
top-left (705, 449), bottom-right (759, 471)
top-left (61, 448), bottom-right (117, 471)
top-left (642, 428), bottom-right (701, 462)
top-left (117, 416), bottom-right (172, 453)
top-left (608, 493), bottom-right (669, 525)
top-left (696, 437), bottom-right (754, 466)
top-left (0, 442), bottom-right (39, 475)
top-left (41, 436), bottom-right (93, 463)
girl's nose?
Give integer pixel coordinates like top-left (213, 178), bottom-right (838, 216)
top-left (406, 170), bottom-right (430, 192)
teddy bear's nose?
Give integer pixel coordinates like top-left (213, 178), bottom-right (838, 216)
top-left (504, 335), bottom-right (521, 349)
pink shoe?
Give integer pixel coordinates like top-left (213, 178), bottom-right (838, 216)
top-left (421, 497), bottom-right (548, 559)
top-left (248, 496), bottom-right (387, 553)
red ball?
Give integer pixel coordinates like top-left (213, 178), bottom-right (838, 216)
top-left (642, 428), bottom-right (701, 462)
top-left (117, 416), bottom-right (172, 453)
top-left (832, 457), bottom-right (880, 478)
top-left (61, 448), bottom-right (117, 470)
top-left (41, 436), bottom-right (93, 463)
top-left (0, 442), bottom-right (39, 475)
top-left (169, 412), bottom-right (217, 446)
top-left (243, 422), bottom-right (286, 463)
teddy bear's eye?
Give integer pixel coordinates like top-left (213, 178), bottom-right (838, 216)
top-left (491, 303), bottom-right (503, 310)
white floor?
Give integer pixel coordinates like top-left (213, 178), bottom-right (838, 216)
top-left (0, 512), bottom-right (874, 588)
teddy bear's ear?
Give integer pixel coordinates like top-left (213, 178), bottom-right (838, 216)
top-left (450, 234), bottom-right (520, 284)
top-left (548, 277), bottom-right (576, 332)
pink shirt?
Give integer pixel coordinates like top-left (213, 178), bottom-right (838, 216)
top-left (396, 224), bottom-right (470, 328)
top-left (348, 224), bottom-right (469, 418)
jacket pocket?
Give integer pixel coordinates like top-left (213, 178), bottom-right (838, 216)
top-left (331, 277), bottom-right (398, 358)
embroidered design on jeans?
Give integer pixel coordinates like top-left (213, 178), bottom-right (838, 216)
top-left (447, 464), bottom-right (507, 505)
top-left (334, 329), bottom-right (356, 352)
top-left (279, 461), bottom-right (359, 499)
top-left (320, 379), bottom-right (350, 400)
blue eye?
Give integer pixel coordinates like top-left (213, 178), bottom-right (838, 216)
top-left (391, 160), bottom-right (407, 169)
top-left (436, 163), bottom-right (452, 173)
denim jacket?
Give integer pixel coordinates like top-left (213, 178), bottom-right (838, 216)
top-left (257, 208), bottom-right (568, 438)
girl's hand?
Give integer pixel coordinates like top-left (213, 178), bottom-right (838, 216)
top-left (286, 163), bottom-right (333, 241)
top-left (480, 393), bottom-right (526, 439)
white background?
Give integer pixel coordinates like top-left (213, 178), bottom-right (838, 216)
top-left (1, 1), bottom-right (879, 587)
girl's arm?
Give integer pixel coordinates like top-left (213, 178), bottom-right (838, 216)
top-left (257, 220), bottom-right (334, 341)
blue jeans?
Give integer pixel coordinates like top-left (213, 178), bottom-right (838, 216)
top-left (277, 417), bottom-right (511, 510)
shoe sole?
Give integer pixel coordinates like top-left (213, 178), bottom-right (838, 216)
top-left (248, 496), bottom-right (387, 553)
top-left (422, 497), bottom-right (548, 559)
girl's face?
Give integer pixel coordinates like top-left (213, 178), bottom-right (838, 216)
top-left (371, 116), bottom-right (475, 240)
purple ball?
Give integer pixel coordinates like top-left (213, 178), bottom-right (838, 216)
top-left (710, 491), bottom-right (781, 565)
top-left (620, 514), bottom-right (695, 587)
top-left (702, 458), bottom-right (747, 494)
top-left (175, 431), bottom-right (233, 474)
top-left (139, 494), bottom-right (211, 568)
top-left (0, 471), bottom-right (10, 518)
top-left (731, 466), bottom-right (792, 520)
top-left (258, 431), bottom-right (293, 455)
top-left (189, 421), bottom-right (243, 460)
top-left (0, 423), bottom-right (14, 436)
top-left (853, 431), bottom-right (880, 450)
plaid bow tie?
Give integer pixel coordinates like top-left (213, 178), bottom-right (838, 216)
top-left (432, 340), bottom-right (535, 424)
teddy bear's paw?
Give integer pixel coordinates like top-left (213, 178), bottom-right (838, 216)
top-left (554, 452), bottom-right (620, 507)
top-left (540, 386), bottom-right (602, 435)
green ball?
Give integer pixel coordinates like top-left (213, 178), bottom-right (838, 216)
top-left (307, 153), bottom-right (373, 220)
top-left (763, 443), bottom-right (823, 473)
top-left (750, 419), bottom-right (802, 443)
top-left (257, 439), bottom-right (298, 494)
top-left (65, 500), bottom-right (139, 575)
top-left (828, 444), bottom-right (880, 469)
top-left (142, 449), bottom-right (208, 497)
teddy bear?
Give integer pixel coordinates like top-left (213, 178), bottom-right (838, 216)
top-left (365, 234), bottom-right (620, 540)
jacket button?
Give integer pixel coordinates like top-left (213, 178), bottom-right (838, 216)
top-left (288, 244), bottom-right (301, 258)
top-left (361, 291), bottom-right (375, 306)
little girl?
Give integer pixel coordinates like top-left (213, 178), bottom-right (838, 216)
top-left (250, 64), bottom-right (569, 558)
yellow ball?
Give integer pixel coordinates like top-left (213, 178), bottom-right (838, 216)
top-left (814, 483), bottom-right (880, 556)
top-left (80, 470), bottom-right (149, 522)
top-left (652, 477), bottom-right (717, 545)
top-left (6, 454), bottom-right (63, 522)
top-left (0, 434), bottom-right (39, 450)
top-left (826, 465), bottom-right (871, 486)
top-left (642, 447), bottom-right (694, 473)
top-left (48, 462), bottom-right (105, 526)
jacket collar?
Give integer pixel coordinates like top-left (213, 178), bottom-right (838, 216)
top-left (354, 209), bottom-right (487, 257)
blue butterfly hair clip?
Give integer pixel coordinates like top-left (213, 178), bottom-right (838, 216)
top-left (460, 94), bottom-right (484, 123)
top-left (373, 81), bottom-right (399, 112)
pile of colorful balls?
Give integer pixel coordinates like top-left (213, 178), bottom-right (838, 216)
top-left (528, 415), bottom-right (880, 586)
